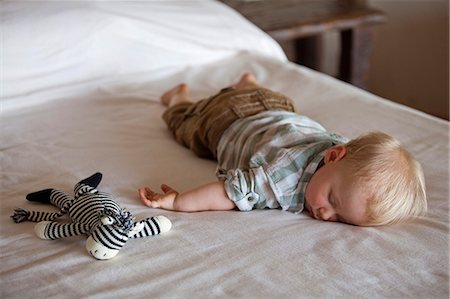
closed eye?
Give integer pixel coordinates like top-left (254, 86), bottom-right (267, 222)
top-left (328, 191), bottom-right (336, 207)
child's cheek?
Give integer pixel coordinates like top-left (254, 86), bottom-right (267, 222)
top-left (304, 183), bottom-right (316, 206)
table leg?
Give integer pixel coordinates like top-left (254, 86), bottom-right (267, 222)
top-left (339, 27), bottom-right (373, 89)
top-left (295, 35), bottom-right (324, 71)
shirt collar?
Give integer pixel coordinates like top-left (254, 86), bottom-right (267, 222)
top-left (299, 150), bottom-right (326, 195)
top-left (306, 150), bottom-right (326, 174)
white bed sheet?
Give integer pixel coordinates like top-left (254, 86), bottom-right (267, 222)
top-left (1, 1), bottom-right (448, 298)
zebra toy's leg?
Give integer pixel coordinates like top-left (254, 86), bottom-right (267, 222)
top-left (11, 189), bottom-right (74, 223)
top-left (34, 221), bottom-right (90, 240)
top-left (129, 216), bottom-right (172, 238)
top-left (11, 208), bottom-right (64, 223)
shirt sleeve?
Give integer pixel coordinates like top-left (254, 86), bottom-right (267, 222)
top-left (223, 169), bottom-right (261, 211)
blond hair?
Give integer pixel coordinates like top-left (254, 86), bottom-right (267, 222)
top-left (343, 132), bottom-right (427, 226)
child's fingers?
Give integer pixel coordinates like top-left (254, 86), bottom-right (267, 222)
top-left (161, 184), bottom-right (177, 194)
top-left (138, 187), bottom-right (160, 208)
top-left (145, 187), bottom-right (157, 197)
top-left (138, 188), bottom-right (150, 205)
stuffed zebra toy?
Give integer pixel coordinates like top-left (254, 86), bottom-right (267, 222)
top-left (11, 172), bottom-right (172, 260)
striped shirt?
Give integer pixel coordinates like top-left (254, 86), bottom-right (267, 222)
top-left (216, 111), bottom-right (346, 213)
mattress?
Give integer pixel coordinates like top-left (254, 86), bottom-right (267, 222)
top-left (1, 1), bottom-right (448, 298)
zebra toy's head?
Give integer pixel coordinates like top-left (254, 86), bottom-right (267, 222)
top-left (86, 209), bottom-right (143, 260)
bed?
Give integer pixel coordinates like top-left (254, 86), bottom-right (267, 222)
top-left (1, 1), bottom-right (448, 298)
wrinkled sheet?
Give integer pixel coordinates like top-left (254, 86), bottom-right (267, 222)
top-left (1, 1), bottom-right (448, 298)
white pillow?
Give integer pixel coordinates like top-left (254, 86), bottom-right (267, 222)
top-left (2, 1), bottom-right (286, 111)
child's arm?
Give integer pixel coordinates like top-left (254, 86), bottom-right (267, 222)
top-left (138, 181), bottom-right (236, 212)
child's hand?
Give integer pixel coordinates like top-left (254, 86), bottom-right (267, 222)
top-left (138, 184), bottom-right (178, 210)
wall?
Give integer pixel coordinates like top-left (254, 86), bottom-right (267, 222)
top-left (367, 0), bottom-right (448, 120)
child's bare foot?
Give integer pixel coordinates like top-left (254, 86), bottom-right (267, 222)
top-left (233, 72), bottom-right (259, 90)
top-left (160, 83), bottom-right (191, 107)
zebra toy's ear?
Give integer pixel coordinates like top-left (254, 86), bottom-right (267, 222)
top-left (128, 222), bottom-right (144, 237)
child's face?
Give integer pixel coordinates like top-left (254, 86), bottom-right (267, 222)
top-left (305, 146), bottom-right (368, 226)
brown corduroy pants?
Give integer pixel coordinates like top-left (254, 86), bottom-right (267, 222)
top-left (162, 87), bottom-right (296, 160)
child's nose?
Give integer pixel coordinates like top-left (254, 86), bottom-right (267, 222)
top-left (318, 207), bottom-right (335, 221)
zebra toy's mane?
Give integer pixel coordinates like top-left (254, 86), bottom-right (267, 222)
top-left (11, 172), bottom-right (172, 260)
top-left (99, 208), bottom-right (134, 233)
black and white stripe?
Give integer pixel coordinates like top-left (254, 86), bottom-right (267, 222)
top-left (90, 224), bottom-right (130, 250)
top-left (41, 222), bottom-right (90, 240)
top-left (12, 174), bottom-right (170, 259)
top-left (50, 190), bottom-right (73, 213)
top-left (70, 192), bottom-right (121, 228)
top-left (11, 208), bottom-right (63, 223)
top-left (131, 217), bottom-right (162, 239)
top-left (12, 189), bottom-right (74, 223)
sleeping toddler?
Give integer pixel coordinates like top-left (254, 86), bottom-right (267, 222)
top-left (138, 73), bottom-right (427, 226)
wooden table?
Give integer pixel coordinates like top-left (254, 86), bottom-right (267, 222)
top-left (220, 0), bottom-right (386, 89)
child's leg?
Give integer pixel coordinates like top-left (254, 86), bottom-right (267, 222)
top-left (161, 81), bottom-right (229, 159)
top-left (159, 72), bottom-right (258, 107)
top-left (232, 72), bottom-right (259, 90)
top-left (160, 83), bottom-right (192, 107)
top-left (160, 83), bottom-right (215, 156)
top-left (160, 72), bottom-right (295, 159)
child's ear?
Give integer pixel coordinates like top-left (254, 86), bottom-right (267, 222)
top-left (324, 145), bottom-right (347, 163)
